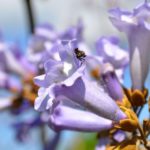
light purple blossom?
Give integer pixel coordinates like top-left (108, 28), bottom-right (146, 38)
top-left (113, 130), bottom-right (126, 142)
top-left (27, 21), bottom-right (87, 69)
top-left (96, 36), bottom-right (129, 83)
top-left (50, 102), bottom-right (113, 132)
top-left (109, 2), bottom-right (150, 89)
top-left (0, 42), bottom-right (26, 76)
top-left (96, 36), bottom-right (129, 70)
top-left (34, 40), bottom-right (85, 111)
top-left (0, 97), bottom-right (13, 111)
top-left (53, 76), bottom-right (126, 122)
top-left (85, 56), bottom-right (124, 101)
top-left (0, 40), bottom-right (36, 79)
top-left (59, 19), bottom-right (83, 41)
top-left (34, 39), bottom-right (126, 133)
top-left (101, 63), bottom-right (124, 101)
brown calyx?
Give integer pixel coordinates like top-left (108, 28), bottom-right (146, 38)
top-left (22, 75), bottom-right (39, 105)
top-left (114, 106), bottom-right (139, 132)
top-left (123, 88), bottom-right (147, 107)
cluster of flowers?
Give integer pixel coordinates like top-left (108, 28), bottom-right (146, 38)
top-left (0, 1), bottom-right (150, 150)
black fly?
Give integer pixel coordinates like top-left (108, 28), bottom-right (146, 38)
top-left (74, 48), bottom-right (86, 61)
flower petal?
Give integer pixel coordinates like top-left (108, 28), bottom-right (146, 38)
top-left (109, 3), bottom-right (150, 89)
top-left (49, 104), bottom-right (113, 132)
top-left (96, 36), bottom-right (129, 69)
top-left (101, 64), bottom-right (124, 101)
top-left (34, 86), bottom-right (54, 111)
top-left (53, 77), bottom-right (126, 121)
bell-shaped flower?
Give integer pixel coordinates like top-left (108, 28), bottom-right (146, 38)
top-left (85, 56), bottom-right (124, 101)
top-left (27, 21), bottom-right (87, 68)
top-left (27, 24), bottom-right (58, 66)
top-left (0, 41), bottom-right (26, 76)
top-left (34, 40), bottom-right (85, 111)
top-left (101, 63), bottom-right (124, 101)
top-left (49, 101), bottom-right (113, 132)
top-left (113, 130), bottom-right (126, 142)
top-left (0, 97), bottom-right (13, 111)
top-left (53, 76), bottom-right (126, 122)
top-left (34, 41), bottom-right (126, 135)
top-left (109, 2), bottom-right (150, 89)
top-left (35, 23), bottom-right (58, 42)
top-left (0, 38), bottom-right (36, 79)
top-left (96, 36), bottom-right (129, 83)
top-left (96, 36), bottom-right (129, 69)
top-left (0, 70), bottom-right (22, 92)
top-left (59, 19), bottom-right (83, 41)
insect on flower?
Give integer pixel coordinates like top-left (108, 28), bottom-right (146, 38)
top-left (74, 48), bottom-right (86, 61)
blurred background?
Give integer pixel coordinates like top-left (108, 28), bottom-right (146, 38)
top-left (0, 0), bottom-right (149, 150)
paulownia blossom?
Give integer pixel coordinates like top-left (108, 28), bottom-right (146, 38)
top-left (34, 40), bottom-right (127, 134)
top-left (109, 1), bottom-right (150, 90)
top-left (96, 36), bottom-right (129, 83)
top-left (34, 2), bottom-right (150, 150)
top-left (27, 20), bottom-right (89, 69)
top-left (0, 22), bottom-right (89, 148)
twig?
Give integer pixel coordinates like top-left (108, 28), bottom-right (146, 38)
top-left (24, 0), bottom-right (35, 33)
top-left (45, 132), bottom-right (61, 150)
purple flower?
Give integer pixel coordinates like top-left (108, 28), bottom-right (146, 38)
top-left (101, 64), bottom-right (124, 101)
top-left (27, 21), bottom-right (87, 69)
top-left (35, 23), bottom-right (58, 42)
top-left (113, 130), bottom-right (126, 142)
top-left (109, 2), bottom-right (150, 89)
top-left (96, 36), bottom-right (129, 83)
top-left (0, 42), bottom-right (26, 76)
top-left (34, 40), bottom-right (85, 111)
top-left (85, 56), bottom-right (124, 101)
top-left (34, 38), bottom-right (126, 133)
top-left (59, 19), bottom-right (83, 41)
top-left (0, 40), bottom-right (36, 78)
top-left (95, 130), bottom-right (125, 150)
top-left (50, 102), bottom-right (113, 132)
top-left (96, 36), bottom-right (129, 70)
top-left (33, 33), bottom-right (126, 134)
top-left (0, 97), bottom-right (12, 111)
top-left (53, 76), bottom-right (126, 122)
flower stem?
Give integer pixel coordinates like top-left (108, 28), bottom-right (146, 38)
top-left (137, 106), bottom-right (143, 117)
top-left (138, 124), bottom-right (147, 147)
top-left (40, 125), bottom-right (47, 150)
top-left (24, 0), bottom-right (35, 33)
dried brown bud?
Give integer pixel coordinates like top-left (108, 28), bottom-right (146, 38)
top-left (115, 107), bottom-right (139, 132)
top-left (123, 88), bottom-right (146, 107)
top-left (106, 138), bottom-right (137, 150)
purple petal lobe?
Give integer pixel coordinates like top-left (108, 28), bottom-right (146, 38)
top-left (101, 64), bottom-right (124, 101)
top-left (53, 77), bottom-right (126, 121)
top-left (109, 3), bottom-right (150, 89)
top-left (49, 105), bottom-right (113, 132)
